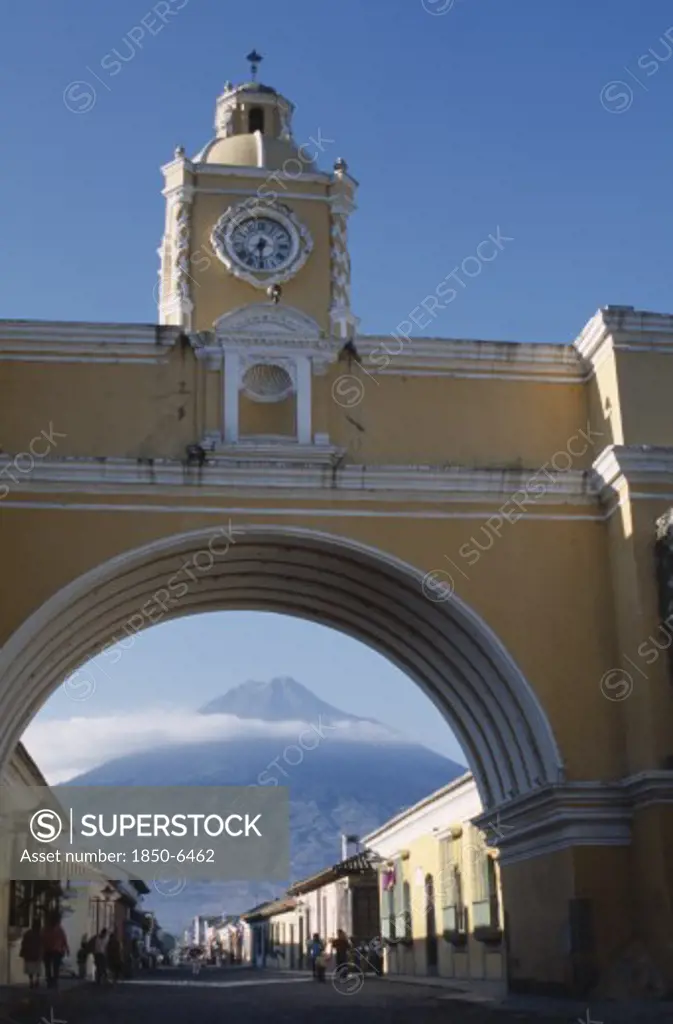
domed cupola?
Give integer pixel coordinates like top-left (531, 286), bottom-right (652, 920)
top-left (193, 51), bottom-right (316, 171)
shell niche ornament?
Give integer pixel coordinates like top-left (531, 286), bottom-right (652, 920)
top-left (242, 363), bottom-right (294, 403)
top-left (211, 201), bottom-right (313, 290)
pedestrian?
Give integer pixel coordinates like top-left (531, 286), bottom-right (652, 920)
top-left (76, 935), bottom-right (89, 980)
top-left (41, 912), bottom-right (69, 990)
top-left (93, 928), bottom-right (108, 984)
top-left (106, 932), bottom-right (123, 984)
top-left (315, 948), bottom-right (327, 983)
top-left (331, 929), bottom-right (350, 970)
top-left (189, 945), bottom-right (202, 975)
top-left (307, 933), bottom-right (324, 979)
top-left (19, 918), bottom-right (42, 989)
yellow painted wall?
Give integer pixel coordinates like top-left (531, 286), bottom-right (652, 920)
top-left (239, 393), bottom-right (295, 437)
top-left (615, 350), bottom-right (673, 445)
top-left (0, 348), bottom-right (598, 467)
top-left (189, 190), bottom-right (332, 332)
top-left (321, 372), bottom-right (592, 469)
top-left (382, 826), bottom-right (504, 985)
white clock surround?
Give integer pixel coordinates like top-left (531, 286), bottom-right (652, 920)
top-left (210, 200), bottom-right (313, 289)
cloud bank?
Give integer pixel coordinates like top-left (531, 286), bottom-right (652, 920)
top-left (21, 710), bottom-right (403, 784)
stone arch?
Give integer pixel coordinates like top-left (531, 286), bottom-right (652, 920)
top-left (0, 526), bottom-right (563, 808)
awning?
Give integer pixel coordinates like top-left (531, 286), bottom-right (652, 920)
top-left (332, 849), bottom-right (381, 877)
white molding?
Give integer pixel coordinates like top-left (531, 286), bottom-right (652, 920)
top-left (363, 774), bottom-right (478, 857)
top-left (474, 771), bottom-right (673, 865)
top-left (0, 322), bottom-right (580, 379)
top-left (213, 303), bottom-right (323, 339)
top-left (190, 164), bottom-right (331, 184)
top-left (295, 355), bottom-right (312, 444)
top-left (354, 336), bottom-right (583, 382)
top-left (187, 187), bottom-right (332, 203)
top-left (0, 501), bottom-right (606, 521)
top-left (223, 350), bottom-right (240, 443)
top-left (573, 305), bottom-right (673, 378)
top-left (592, 445), bottom-right (673, 504)
top-left (0, 454), bottom-right (603, 505)
top-left (5, 308), bottom-right (673, 373)
top-left (0, 322), bottom-right (181, 364)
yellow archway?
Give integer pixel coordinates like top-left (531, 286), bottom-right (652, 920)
top-left (0, 526), bottom-right (562, 810)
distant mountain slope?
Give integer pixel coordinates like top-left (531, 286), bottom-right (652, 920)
top-left (198, 675), bottom-right (376, 725)
top-left (66, 678), bottom-right (466, 932)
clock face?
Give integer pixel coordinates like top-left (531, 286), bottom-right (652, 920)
top-left (228, 216), bottom-right (295, 272)
top-left (211, 201), bottom-right (313, 289)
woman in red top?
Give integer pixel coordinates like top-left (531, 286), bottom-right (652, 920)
top-left (41, 912), bottom-right (69, 990)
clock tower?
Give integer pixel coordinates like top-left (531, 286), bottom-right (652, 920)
top-left (157, 53), bottom-right (358, 341)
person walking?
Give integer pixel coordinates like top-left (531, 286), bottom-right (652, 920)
top-left (331, 929), bottom-right (350, 971)
top-left (307, 933), bottom-right (324, 979)
top-left (76, 935), bottom-right (89, 980)
top-left (41, 912), bottom-right (69, 991)
top-left (93, 929), bottom-right (108, 984)
top-left (20, 918), bottom-right (42, 989)
top-left (315, 946), bottom-right (327, 983)
top-left (106, 932), bottom-right (123, 984)
top-left (188, 945), bottom-right (202, 975)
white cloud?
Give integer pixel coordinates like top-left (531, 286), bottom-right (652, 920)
top-left (21, 710), bottom-right (403, 785)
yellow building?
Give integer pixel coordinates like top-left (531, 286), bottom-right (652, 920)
top-left (365, 774), bottom-right (505, 994)
top-left (2, 55), bottom-right (673, 997)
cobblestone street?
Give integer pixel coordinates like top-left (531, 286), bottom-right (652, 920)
top-left (2, 967), bottom-right (673, 1024)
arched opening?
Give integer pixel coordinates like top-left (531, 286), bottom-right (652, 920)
top-left (0, 527), bottom-right (561, 808)
top-left (248, 107), bottom-right (264, 134)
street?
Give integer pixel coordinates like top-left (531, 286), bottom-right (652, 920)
top-left (0, 966), bottom-right (630, 1024)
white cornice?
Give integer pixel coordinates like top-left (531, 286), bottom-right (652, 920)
top-left (2, 310), bottom-right (672, 378)
top-left (181, 187), bottom-right (332, 203)
top-left (592, 445), bottom-right (673, 504)
top-left (0, 455), bottom-right (601, 506)
top-left (473, 771), bottom-right (673, 865)
top-left (356, 337), bottom-right (583, 382)
top-left (0, 321), bottom-right (182, 364)
top-left (574, 306), bottom-right (673, 375)
top-left (364, 774), bottom-right (478, 856)
top-left (192, 164), bottom-right (332, 184)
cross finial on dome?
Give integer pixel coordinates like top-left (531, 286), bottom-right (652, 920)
top-left (246, 50), bottom-right (263, 81)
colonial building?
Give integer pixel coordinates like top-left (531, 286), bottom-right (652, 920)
top-left (2, 52), bottom-right (673, 997)
top-left (364, 774), bottom-right (505, 993)
top-left (286, 840), bottom-right (380, 961)
top-left (0, 744), bottom-right (152, 984)
top-left (241, 897), bottom-right (299, 968)
top-left (240, 837), bottom-right (381, 972)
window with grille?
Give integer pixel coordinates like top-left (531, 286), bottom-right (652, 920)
top-left (439, 835), bottom-right (466, 933)
top-left (469, 828), bottom-right (500, 932)
top-left (381, 879), bottom-right (395, 940)
top-left (381, 860), bottom-right (411, 941)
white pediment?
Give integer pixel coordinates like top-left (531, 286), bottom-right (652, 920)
top-left (214, 303), bottom-right (323, 340)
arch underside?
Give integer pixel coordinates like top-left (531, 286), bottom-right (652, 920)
top-left (0, 527), bottom-right (563, 809)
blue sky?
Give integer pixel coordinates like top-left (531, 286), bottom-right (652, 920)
top-left (8, 1), bottom-right (670, 773)
top-left (2, 0), bottom-right (671, 339)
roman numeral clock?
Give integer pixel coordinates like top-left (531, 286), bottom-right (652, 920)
top-left (211, 200), bottom-right (314, 289)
